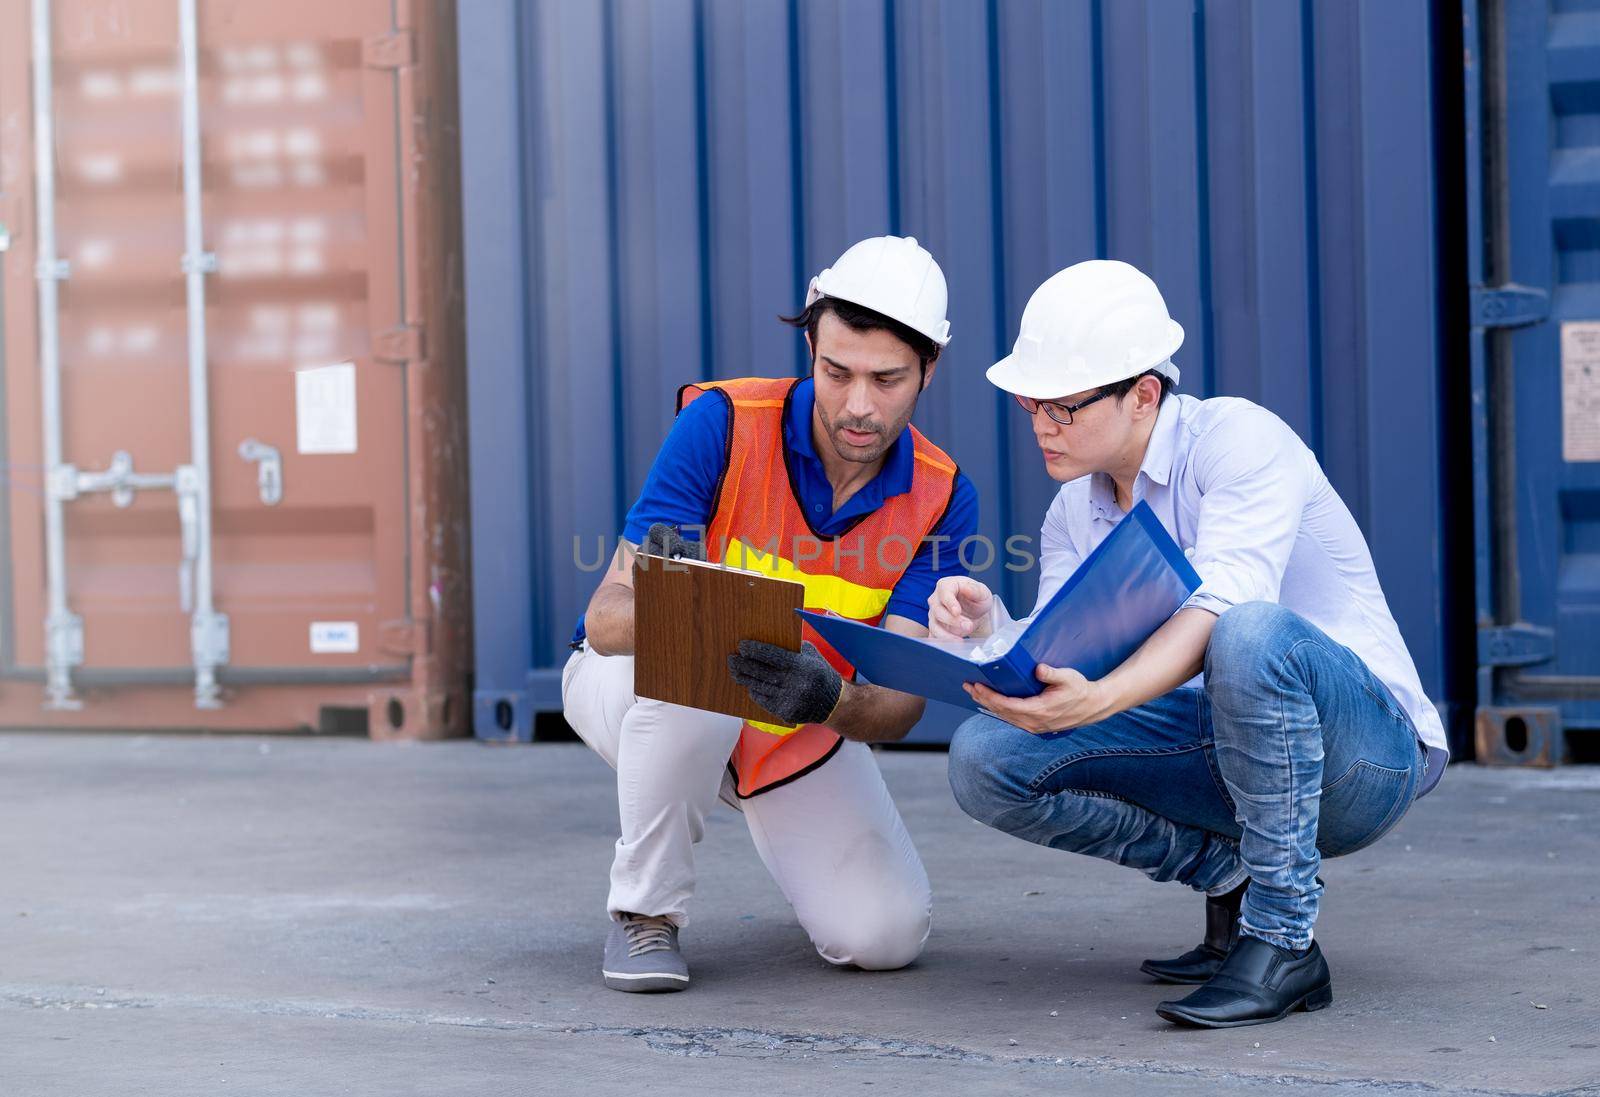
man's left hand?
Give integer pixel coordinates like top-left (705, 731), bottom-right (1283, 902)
top-left (965, 664), bottom-right (1109, 735)
top-left (728, 640), bottom-right (843, 726)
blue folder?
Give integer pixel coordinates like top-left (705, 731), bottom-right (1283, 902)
top-left (800, 501), bottom-right (1203, 713)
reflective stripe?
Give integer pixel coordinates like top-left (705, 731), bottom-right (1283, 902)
top-left (747, 716), bottom-right (801, 737)
top-left (727, 539), bottom-right (895, 622)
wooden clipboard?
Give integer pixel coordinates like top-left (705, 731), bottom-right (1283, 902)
top-left (633, 553), bottom-right (803, 722)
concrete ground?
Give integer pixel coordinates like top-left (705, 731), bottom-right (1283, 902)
top-left (0, 733), bottom-right (1596, 1097)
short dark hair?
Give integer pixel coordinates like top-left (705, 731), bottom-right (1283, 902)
top-left (780, 297), bottom-right (942, 375)
top-left (1104, 368), bottom-right (1176, 404)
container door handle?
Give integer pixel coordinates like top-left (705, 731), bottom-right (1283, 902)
top-left (237, 439), bottom-right (283, 506)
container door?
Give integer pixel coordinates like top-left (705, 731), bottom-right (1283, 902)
top-left (0, 0), bottom-right (430, 730)
top-left (1468, 0), bottom-right (1600, 761)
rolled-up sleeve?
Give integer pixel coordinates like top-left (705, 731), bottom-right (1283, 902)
top-left (1183, 407), bottom-right (1312, 616)
top-left (1005, 486), bottom-right (1087, 628)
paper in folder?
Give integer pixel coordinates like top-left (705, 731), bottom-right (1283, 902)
top-left (799, 501), bottom-right (1203, 713)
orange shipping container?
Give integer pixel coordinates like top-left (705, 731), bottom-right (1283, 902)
top-left (0, 0), bottom-right (470, 736)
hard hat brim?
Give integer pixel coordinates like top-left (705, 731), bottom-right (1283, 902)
top-left (812, 286), bottom-right (952, 347)
top-left (986, 320), bottom-right (1183, 398)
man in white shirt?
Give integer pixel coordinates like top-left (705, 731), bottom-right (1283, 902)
top-left (937, 260), bottom-right (1447, 1029)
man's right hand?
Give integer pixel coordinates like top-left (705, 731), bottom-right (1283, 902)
top-left (928, 576), bottom-right (996, 640)
top-left (640, 523), bottom-right (706, 562)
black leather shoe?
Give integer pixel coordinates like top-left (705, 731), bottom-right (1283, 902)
top-left (1139, 880), bottom-right (1246, 984)
top-left (1155, 936), bottom-right (1333, 1028)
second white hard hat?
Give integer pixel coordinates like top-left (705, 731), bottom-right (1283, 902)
top-left (807, 235), bottom-right (952, 347)
top-left (987, 260), bottom-right (1182, 399)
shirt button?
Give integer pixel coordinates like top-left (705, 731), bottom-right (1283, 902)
top-left (814, 504), bottom-right (823, 513)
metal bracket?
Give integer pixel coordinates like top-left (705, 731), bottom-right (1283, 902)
top-left (75, 450), bottom-right (179, 508)
top-left (1470, 284), bottom-right (1550, 329)
top-left (175, 464), bottom-right (201, 612)
top-left (44, 609), bottom-right (85, 710)
top-left (191, 609), bottom-right (231, 667)
top-left (1478, 623), bottom-right (1555, 668)
top-left (46, 610), bottom-right (84, 669)
top-left (180, 251), bottom-right (218, 275)
top-left (374, 323), bottom-right (425, 364)
top-left (237, 439), bottom-right (283, 505)
top-left (378, 617), bottom-right (433, 657)
top-left (174, 464), bottom-right (201, 496)
top-left (35, 257), bottom-right (69, 281)
top-left (48, 463), bottom-right (79, 501)
top-left (362, 30), bottom-right (416, 70)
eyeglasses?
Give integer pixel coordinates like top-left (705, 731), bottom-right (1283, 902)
top-left (1014, 388), bottom-right (1114, 426)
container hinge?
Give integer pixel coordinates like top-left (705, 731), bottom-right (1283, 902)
top-left (1478, 624), bottom-right (1555, 668)
top-left (374, 324), bottom-right (425, 364)
top-left (48, 463), bottom-right (79, 502)
top-left (363, 30), bottom-right (416, 70)
top-left (1470, 284), bottom-right (1549, 329)
top-left (180, 251), bottom-right (218, 275)
top-left (378, 617), bottom-right (433, 657)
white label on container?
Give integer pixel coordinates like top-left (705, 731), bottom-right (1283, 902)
top-left (295, 362), bottom-right (358, 455)
top-left (1563, 322), bottom-right (1600, 463)
top-left (310, 621), bottom-right (360, 654)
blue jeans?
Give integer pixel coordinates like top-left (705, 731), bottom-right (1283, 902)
top-left (947, 602), bottom-right (1428, 950)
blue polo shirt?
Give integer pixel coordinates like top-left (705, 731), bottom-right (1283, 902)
top-left (572, 377), bottom-right (979, 645)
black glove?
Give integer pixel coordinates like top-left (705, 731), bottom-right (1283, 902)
top-left (727, 640), bottom-right (843, 726)
top-left (640, 522), bottom-right (705, 562)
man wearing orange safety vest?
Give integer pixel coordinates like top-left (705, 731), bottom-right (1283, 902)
top-left (562, 236), bottom-right (979, 992)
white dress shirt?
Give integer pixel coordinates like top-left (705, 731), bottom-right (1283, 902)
top-left (1019, 394), bottom-right (1449, 784)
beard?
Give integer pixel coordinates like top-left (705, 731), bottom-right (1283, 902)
top-left (818, 394), bottom-right (919, 465)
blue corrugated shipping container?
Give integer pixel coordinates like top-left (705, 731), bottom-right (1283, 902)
top-left (1464, 0), bottom-right (1600, 764)
top-left (458, 0), bottom-right (1470, 748)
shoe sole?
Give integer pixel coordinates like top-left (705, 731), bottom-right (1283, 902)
top-left (1139, 960), bottom-right (1220, 985)
top-left (602, 969), bottom-right (690, 993)
top-left (1156, 985), bottom-right (1333, 1029)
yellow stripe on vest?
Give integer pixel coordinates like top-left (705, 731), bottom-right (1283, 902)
top-left (726, 538), bottom-right (895, 738)
top-left (747, 717), bottom-right (802, 737)
top-left (726, 539), bottom-right (895, 621)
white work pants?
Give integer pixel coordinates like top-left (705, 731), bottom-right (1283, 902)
top-left (561, 644), bottom-right (931, 970)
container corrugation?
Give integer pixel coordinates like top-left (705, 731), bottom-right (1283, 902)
top-left (1466, 0), bottom-right (1600, 760)
top-left (0, 0), bottom-right (470, 735)
top-left (462, 0), bottom-right (1467, 747)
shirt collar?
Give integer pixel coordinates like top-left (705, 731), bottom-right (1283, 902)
top-left (1139, 397), bottom-right (1181, 487)
top-left (1089, 397), bottom-right (1181, 520)
top-left (783, 376), bottom-right (915, 499)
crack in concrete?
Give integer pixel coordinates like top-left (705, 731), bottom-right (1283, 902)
top-left (571, 1023), bottom-right (988, 1063)
top-left (2, 990), bottom-right (154, 1012)
top-left (581, 1022), bottom-right (1574, 1097)
top-left (0, 983), bottom-right (1578, 1097)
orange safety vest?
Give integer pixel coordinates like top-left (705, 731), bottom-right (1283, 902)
top-left (677, 376), bottom-right (959, 797)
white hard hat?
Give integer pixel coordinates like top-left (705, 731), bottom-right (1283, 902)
top-left (807, 235), bottom-right (952, 347)
top-left (987, 260), bottom-right (1182, 399)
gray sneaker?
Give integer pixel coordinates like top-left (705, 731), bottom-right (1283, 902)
top-left (602, 913), bottom-right (689, 993)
